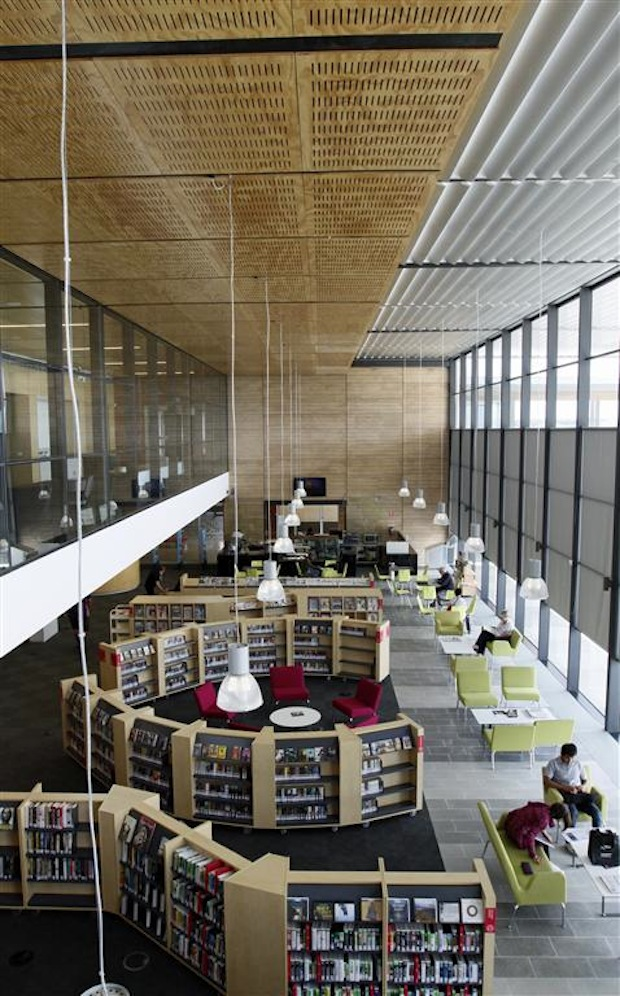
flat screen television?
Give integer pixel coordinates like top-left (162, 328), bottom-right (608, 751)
top-left (294, 476), bottom-right (326, 498)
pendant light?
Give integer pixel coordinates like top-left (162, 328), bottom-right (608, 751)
top-left (466, 291), bottom-right (484, 554)
top-left (284, 349), bottom-right (300, 527)
top-left (520, 237), bottom-right (549, 601)
top-left (398, 356), bottom-right (411, 498)
top-left (433, 326), bottom-right (450, 526)
top-left (412, 341), bottom-right (426, 508)
top-left (292, 366), bottom-right (304, 509)
top-left (60, 504), bottom-right (74, 529)
top-left (257, 279), bottom-right (286, 605)
top-left (273, 326), bottom-right (296, 555)
top-left (217, 178), bottom-right (263, 713)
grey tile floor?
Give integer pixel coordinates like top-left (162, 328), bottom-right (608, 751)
top-left (385, 590), bottom-right (620, 995)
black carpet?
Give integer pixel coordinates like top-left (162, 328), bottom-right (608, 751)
top-left (0, 567), bottom-right (443, 994)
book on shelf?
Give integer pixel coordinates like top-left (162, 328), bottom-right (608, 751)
top-left (119, 812), bottom-right (138, 845)
top-left (414, 897), bottom-right (438, 923)
top-left (131, 814), bottom-right (157, 851)
top-left (311, 900), bottom-right (334, 922)
top-left (387, 897), bottom-right (411, 923)
top-left (438, 900), bottom-right (461, 923)
top-left (0, 805), bottom-right (16, 830)
top-left (287, 896), bottom-right (310, 922)
top-left (360, 897), bottom-right (383, 922)
top-left (460, 897), bottom-right (484, 924)
top-left (333, 901), bottom-right (356, 923)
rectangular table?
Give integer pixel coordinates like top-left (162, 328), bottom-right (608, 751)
top-left (562, 827), bottom-right (620, 916)
top-left (439, 636), bottom-right (477, 655)
top-left (471, 705), bottom-right (555, 726)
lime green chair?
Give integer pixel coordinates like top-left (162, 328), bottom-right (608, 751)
top-left (456, 670), bottom-right (499, 711)
top-left (487, 628), bottom-right (522, 661)
top-left (532, 718), bottom-right (575, 759)
top-left (450, 654), bottom-right (488, 691)
top-left (419, 585), bottom-right (436, 606)
top-left (543, 764), bottom-right (608, 827)
top-left (453, 594), bottom-right (477, 625)
top-left (416, 594), bottom-right (435, 622)
top-left (483, 724), bottom-right (535, 769)
top-left (434, 610), bottom-right (464, 648)
top-left (501, 665), bottom-right (540, 703)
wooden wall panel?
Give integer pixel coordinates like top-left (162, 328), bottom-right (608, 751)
top-left (232, 367), bottom-right (450, 560)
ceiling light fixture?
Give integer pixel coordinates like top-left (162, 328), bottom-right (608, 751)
top-left (273, 325), bottom-right (296, 555)
top-left (433, 325), bottom-right (450, 527)
top-left (257, 279), bottom-right (286, 605)
top-left (465, 291), bottom-right (485, 555)
top-left (398, 355), bottom-right (411, 499)
top-left (412, 341), bottom-right (426, 510)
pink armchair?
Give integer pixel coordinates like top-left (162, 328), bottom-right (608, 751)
top-left (194, 681), bottom-right (235, 722)
top-left (333, 678), bottom-right (383, 725)
top-left (269, 665), bottom-right (310, 706)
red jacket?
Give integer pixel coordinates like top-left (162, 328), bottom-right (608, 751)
top-left (504, 802), bottom-right (553, 860)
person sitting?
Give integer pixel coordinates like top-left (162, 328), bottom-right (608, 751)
top-left (543, 742), bottom-right (603, 828)
top-left (435, 565), bottom-right (455, 605)
top-left (472, 608), bottom-right (513, 655)
top-left (504, 801), bottom-right (568, 862)
top-left (144, 562), bottom-right (167, 595)
top-left (446, 587), bottom-right (472, 633)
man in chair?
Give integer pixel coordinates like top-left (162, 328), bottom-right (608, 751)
top-left (543, 742), bottom-right (603, 829)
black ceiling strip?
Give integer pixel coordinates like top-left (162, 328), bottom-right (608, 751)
top-left (352, 358), bottom-right (444, 368)
top-left (368, 328), bottom-right (498, 334)
top-left (0, 33), bottom-right (501, 62)
top-left (399, 260), bottom-right (620, 268)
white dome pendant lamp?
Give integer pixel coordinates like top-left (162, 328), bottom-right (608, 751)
top-left (413, 341), bottom-right (426, 509)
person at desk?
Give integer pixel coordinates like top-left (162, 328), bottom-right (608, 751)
top-left (435, 565), bottom-right (455, 605)
top-left (504, 801), bottom-right (568, 862)
top-left (472, 609), bottom-right (513, 655)
top-left (543, 743), bottom-right (603, 828)
top-left (144, 563), bottom-right (167, 595)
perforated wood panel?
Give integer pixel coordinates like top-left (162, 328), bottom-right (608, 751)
top-left (0, 0), bottom-right (529, 373)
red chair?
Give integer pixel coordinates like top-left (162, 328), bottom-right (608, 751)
top-left (333, 678), bottom-right (383, 725)
top-left (269, 665), bottom-right (310, 706)
top-left (194, 681), bottom-right (235, 722)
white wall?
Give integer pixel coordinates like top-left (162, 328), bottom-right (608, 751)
top-left (0, 474), bottom-right (229, 657)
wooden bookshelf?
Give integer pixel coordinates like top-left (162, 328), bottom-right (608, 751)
top-left (99, 635), bottom-right (159, 706)
top-left (354, 716), bottom-right (424, 825)
top-left (153, 625), bottom-right (202, 696)
top-left (90, 690), bottom-right (128, 789)
top-left (335, 618), bottom-right (390, 682)
top-left (290, 617), bottom-right (335, 676)
top-left (244, 617), bottom-right (287, 675)
top-left (113, 712), bottom-right (183, 814)
top-left (0, 786), bottom-right (42, 907)
top-left (200, 620), bottom-right (240, 682)
top-left (59, 674), bottom-right (99, 765)
top-left (18, 790), bottom-right (105, 909)
top-left (109, 603), bottom-right (132, 642)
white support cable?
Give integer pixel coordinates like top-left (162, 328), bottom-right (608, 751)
top-left (228, 177), bottom-right (239, 629)
top-left (264, 281), bottom-right (273, 552)
top-left (60, 4), bottom-right (111, 994)
top-left (279, 326), bottom-right (284, 508)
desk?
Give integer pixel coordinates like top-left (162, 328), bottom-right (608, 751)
top-left (472, 705), bottom-right (554, 726)
top-left (562, 827), bottom-right (620, 916)
top-left (269, 706), bottom-right (322, 729)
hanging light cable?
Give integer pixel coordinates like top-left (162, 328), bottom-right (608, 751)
top-left (412, 339), bottom-right (426, 509)
top-left (291, 365), bottom-right (304, 510)
top-left (284, 348), bottom-right (300, 528)
top-left (434, 325), bottom-right (450, 526)
top-left (520, 231), bottom-right (549, 600)
top-left (257, 281), bottom-right (286, 604)
top-left (398, 355), bottom-right (411, 498)
top-left (466, 291), bottom-right (485, 554)
top-left (273, 325), bottom-right (295, 554)
top-left (217, 178), bottom-right (263, 713)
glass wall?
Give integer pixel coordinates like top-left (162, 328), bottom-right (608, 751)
top-left (449, 272), bottom-right (620, 733)
top-left (0, 251), bottom-right (227, 572)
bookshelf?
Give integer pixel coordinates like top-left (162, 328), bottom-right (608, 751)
top-left (59, 674), bottom-right (99, 765)
top-left (355, 717), bottom-right (424, 824)
top-left (0, 788), bottom-right (40, 907)
top-left (153, 625), bottom-right (202, 695)
top-left (90, 691), bottom-right (128, 789)
top-left (298, 590), bottom-right (383, 622)
top-left (18, 790), bottom-right (105, 908)
top-left (244, 617), bottom-right (287, 675)
top-left (109, 603), bottom-right (132, 642)
top-left (335, 619), bottom-right (390, 682)
top-left (274, 734), bottom-right (340, 828)
top-left (114, 713), bottom-right (183, 814)
top-left (201, 620), bottom-right (240, 682)
top-left (171, 721), bottom-right (257, 826)
top-left (99, 635), bottom-right (159, 706)
top-left (290, 618), bottom-right (334, 676)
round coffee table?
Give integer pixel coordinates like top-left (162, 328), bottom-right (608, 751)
top-left (269, 706), bottom-right (321, 729)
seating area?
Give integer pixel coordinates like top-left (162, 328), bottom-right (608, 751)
top-left (332, 678), bottom-right (383, 726)
top-left (500, 665), bottom-right (540, 703)
top-left (486, 628), bottom-right (523, 662)
top-left (269, 664), bottom-right (310, 706)
top-left (483, 724), bottom-right (535, 770)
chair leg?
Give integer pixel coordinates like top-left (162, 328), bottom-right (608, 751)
top-left (560, 903), bottom-right (566, 928)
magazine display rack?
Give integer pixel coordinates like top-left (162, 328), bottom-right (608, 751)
top-left (2, 784), bottom-right (496, 995)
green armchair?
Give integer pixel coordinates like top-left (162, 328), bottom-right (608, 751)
top-left (456, 670), bottom-right (499, 712)
top-left (501, 665), bottom-right (540, 703)
top-left (543, 764), bottom-right (608, 826)
top-left (482, 724), bottom-right (535, 769)
top-left (487, 628), bottom-right (523, 660)
top-left (450, 654), bottom-right (488, 691)
top-left (434, 610), bottom-right (464, 644)
top-left (532, 718), bottom-right (575, 759)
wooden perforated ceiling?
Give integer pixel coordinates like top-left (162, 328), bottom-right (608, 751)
top-left (0, 0), bottom-right (528, 373)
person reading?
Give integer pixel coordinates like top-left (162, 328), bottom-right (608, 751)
top-left (472, 609), bottom-right (513, 655)
top-left (543, 742), bottom-right (603, 828)
top-left (435, 566), bottom-right (455, 605)
top-left (504, 801), bottom-right (568, 862)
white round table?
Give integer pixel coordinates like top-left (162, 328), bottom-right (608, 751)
top-left (269, 706), bottom-right (321, 729)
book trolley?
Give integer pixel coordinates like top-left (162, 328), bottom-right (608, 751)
top-left (2, 783), bottom-right (497, 995)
